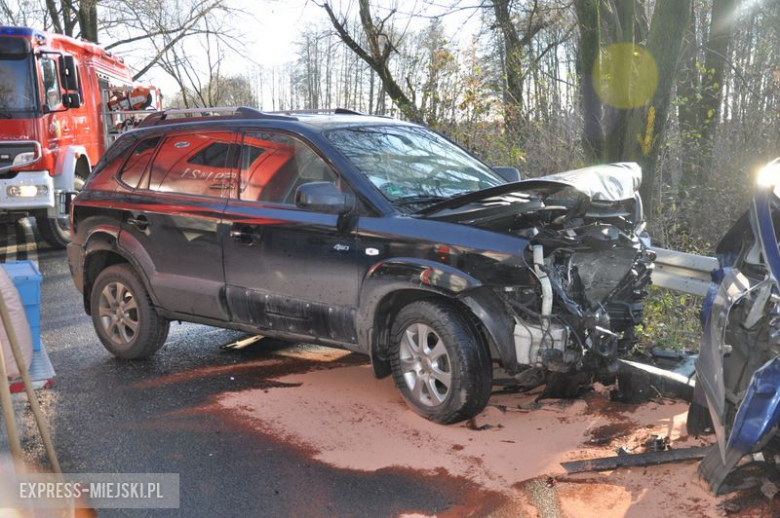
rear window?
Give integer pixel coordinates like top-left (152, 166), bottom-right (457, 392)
top-left (149, 132), bottom-right (236, 198)
top-left (118, 137), bottom-right (160, 189)
top-left (188, 142), bottom-right (241, 168)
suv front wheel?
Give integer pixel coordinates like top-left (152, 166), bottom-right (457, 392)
top-left (90, 264), bottom-right (169, 359)
top-left (390, 300), bottom-right (492, 424)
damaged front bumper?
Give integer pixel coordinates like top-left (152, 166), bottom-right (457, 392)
top-left (502, 232), bottom-right (655, 381)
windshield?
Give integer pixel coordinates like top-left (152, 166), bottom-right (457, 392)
top-left (325, 125), bottom-right (505, 204)
top-left (0, 37), bottom-right (36, 113)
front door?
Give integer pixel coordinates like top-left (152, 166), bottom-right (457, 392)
top-left (222, 131), bottom-right (359, 344)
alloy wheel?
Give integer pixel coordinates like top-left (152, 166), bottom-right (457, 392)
top-left (398, 322), bottom-right (452, 407)
top-left (98, 281), bottom-right (139, 346)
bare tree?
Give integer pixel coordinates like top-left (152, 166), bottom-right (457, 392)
top-left (319, 0), bottom-right (423, 122)
top-left (0, 0), bottom-right (43, 26)
top-left (100, 0), bottom-right (237, 81)
top-left (1, 0), bottom-right (238, 83)
top-left (156, 13), bottom-right (245, 108)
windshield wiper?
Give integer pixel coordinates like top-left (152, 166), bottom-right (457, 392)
top-left (394, 194), bottom-right (448, 208)
top-left (0, 112), bottom-right (11, 119)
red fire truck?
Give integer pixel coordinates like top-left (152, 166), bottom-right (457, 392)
top-left (0, 26), bottom-right (160, 248)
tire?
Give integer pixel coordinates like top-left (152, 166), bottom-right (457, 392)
top-left (38, 171), bottom-right (87, 249)
top-left (389, 299), bottom-right (492, 424)
top-left (90, 264), bottom-right (169, 359)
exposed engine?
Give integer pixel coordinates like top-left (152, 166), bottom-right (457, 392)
top-left (498, 182), bottom-right (654, 380)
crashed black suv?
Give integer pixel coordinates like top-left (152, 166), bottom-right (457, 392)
top-left (68, 107), bottom-right (653, 424)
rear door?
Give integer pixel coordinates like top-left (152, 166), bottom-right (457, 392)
top-left (221, 131), bottom-right (359, 343)
top-left (119, 130), bottom-right (236, 321)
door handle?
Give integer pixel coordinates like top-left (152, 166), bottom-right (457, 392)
top-left (127, 216), bottom-right (149, 231)
top-left (230, 227), bottom-right (261, 244)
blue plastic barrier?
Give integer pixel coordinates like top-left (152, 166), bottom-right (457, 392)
top-left (2, 260), bottom-right (42, 352)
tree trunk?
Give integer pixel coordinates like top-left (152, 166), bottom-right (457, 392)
top-left (677, 1), bottom-right (700, 190)
top-left (623, 0), bottom-right (692, 210)
top-left (575, 0), bottom-right (603, 161)
top-left (696, 0), bottom-right (735, 184)
top-left (605, 0), bottom-right (636, 162)
top-left (78, 0), bottom-right (98, 42)
top-left (493, 0), bottom-right (525, 142)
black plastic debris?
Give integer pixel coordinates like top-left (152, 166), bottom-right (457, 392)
top-left (561, 446), bottom-right (709, 474)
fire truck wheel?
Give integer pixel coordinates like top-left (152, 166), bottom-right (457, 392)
top-left (38, 171), bottom-right (87, 249)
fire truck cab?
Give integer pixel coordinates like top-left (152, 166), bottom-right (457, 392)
top-left (0, 26), bottom-right (160, 248)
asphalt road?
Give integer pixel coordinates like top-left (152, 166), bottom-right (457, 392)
top-left (0, 220), bottom-right (466, 517)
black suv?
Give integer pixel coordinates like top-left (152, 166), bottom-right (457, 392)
top-left (68, 107), bottom-right (653, 424)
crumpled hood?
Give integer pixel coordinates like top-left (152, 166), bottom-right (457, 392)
top-left (417, 162), bottom-right (643, 218)
top-left (533, 162), bottom-right (642, 202)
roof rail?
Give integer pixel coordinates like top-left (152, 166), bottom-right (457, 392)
top-left (137, 106), bottom-right (296, 128)
top-left (268, 108), bottom-right (365, 116)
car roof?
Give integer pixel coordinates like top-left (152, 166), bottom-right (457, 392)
top-left (132, 107), bottom-right (416, 134)
top-left (292, 113), bottom-right (416, 130)
top-left (118, 111), bottom-right (421, 151)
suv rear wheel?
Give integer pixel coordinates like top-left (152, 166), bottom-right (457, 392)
top-left (390, 300), bottom-right (492, 424)
top-left (90, 264), bottom-right (169, 359)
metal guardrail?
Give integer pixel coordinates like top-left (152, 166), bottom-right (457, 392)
top-left (650, 247), bottom-right (718, 297)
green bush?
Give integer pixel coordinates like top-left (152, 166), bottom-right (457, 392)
top-left (638, 285), bottom-right (703, 352)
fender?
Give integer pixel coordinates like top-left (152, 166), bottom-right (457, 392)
top-left (358, 258), bottom-right (482, 338)
top-left (457, 286), bottom-right (518, 373)
top-left (80, 225), bottom-right (122, 312)
top-left (81, 225), bottom-right (160, 313)
top-left (358, 258), bottom-right (518, 375)
top-left (115, 229), bottom-right (161, 306)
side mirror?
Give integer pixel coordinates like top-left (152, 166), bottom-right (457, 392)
top-left (59, 55), bottom-right (79, 91)
top-left (295, 182), bottom-right (355, 214)
top-left (63, 92), bottom-right (81, 108)
top-left (493, 166), bottom-right (522, 183)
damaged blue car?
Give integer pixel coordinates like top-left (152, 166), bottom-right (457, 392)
top-left (694, 158), bottom-right (780, 493)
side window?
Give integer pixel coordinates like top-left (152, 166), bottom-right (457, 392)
top-left (149, 132), bottom-right (236, 198)
top-left (240, 132), bottom-right (338, 205)
top-left (118, 136), bottom-right (160, 189)
top-left (38, 57), bottom-right (61, 111)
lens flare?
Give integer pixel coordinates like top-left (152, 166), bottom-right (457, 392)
top-left (592, 43), bottom-right (659, 109)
